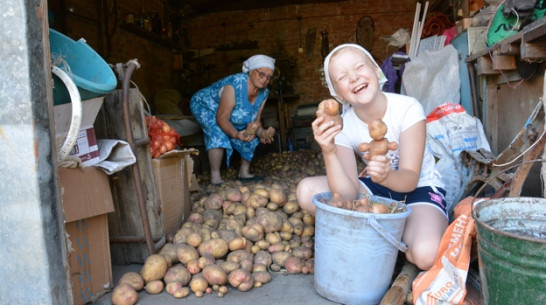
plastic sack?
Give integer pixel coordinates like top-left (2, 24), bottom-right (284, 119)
top-left (402, 44), bottom-right (460, 116)
top-left (426, 103), bottom-right (491, 216)
top-left (412, 197), bottom-right (478, 305)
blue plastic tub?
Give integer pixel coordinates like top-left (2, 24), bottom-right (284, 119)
top-left (49, 29), bottom-right (117, 105)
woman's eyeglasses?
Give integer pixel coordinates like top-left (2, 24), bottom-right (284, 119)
top-left (256, 70), bottom-right (274, 81)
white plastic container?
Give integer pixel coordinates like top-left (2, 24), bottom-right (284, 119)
top-left (313, 192), bottom-right (411, 305)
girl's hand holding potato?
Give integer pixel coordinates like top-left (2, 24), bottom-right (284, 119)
top-left (312, 116), bottom-right (341, 155)
top-left (362, 154), bottom-right (391, 183)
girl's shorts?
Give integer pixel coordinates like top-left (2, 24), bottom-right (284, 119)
top-left (358, 177), bottom-right (448, 219)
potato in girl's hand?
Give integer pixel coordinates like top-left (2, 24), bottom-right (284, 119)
top-left (316, 99), bottom-right (342, 128)
top-left (358, 119), bottom-right (398, 159)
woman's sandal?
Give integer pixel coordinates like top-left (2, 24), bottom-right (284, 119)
top-left (237, 175), bottom-right (263, 182)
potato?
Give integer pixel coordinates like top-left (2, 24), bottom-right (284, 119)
top-left (301, 225), bottom-right (315, 237)
top-left (292, 246), bottom-right (313, 260)
top-left (246, 194), bottom-right (268, 209)
top-left (187, 259), bottom-right (201, 274)
top-left (239, 258), bottom-right (254, 272)
top-left (198, 238), bottom-right (229, 259)
top-left (283, 200), bottom-right (300, 214)
top-left (187, 212), bottom-right (204, 225)
top-left (267, 242), bottom-right (285, 253)
top-left (226, 249), bottom-right (253, 263)
top-left (220, 261), bottom-right (240, 273)
top-left (203, 209), bottom-right (223, 225)
top-left (118, 272), bottom-right (144, 291)
top-left (202, 264), bottom-right (228, 285)
top-left (316, 99), bottom-right (342, 127)
top-left (165, 282), bottom-right (190, 299)
top-left (159, 247), bottom-right (178, 268)
top-left (186, 232), bottom-right (202, 248)
top-left (215, 229), bottom-right (239, 243)
top-left (252, 271), bottom-right (271, 285)
top-left (198, 255), bottom-right (216, 269)
top-left (172, 286), bottom-right (190, 298)
top-left (245, 121), bottom-right (260, 136)
top-left (252, 263), bottom-right (268, 273)
top-left (253, 187), bottom-right (269, 198)
top-left (255, 210), bottom-right (284, 233)
top-left (163, 264), bottom-right (191, 285)
top-left (255, 239), bottom-right (270, 250)
top-left (302, 213), bottom-right (315, 225)
top-left (224, 188), bottom-right (242, 202)
top-left (241, 223), bottom-right (264, 242)
top-left (269, 187), bottom-right (287, 205)
top-left (228, 236), bottom-right (248, 251)
top-left (228, 268), bottom-right (252, 289)
top-left (165, 281), bottom-right (183, 295)
top-left (265, 232), bottom-right (282, 244)
top-left (144, 280), bottom-right (164, 294)
top-left (371, 202), bottom-right (389, 214)
top-left (190, 274), bottom-right (209, 295)
top-left (368, 118), bottom-right (388, 140)
top-left (111, 283), bottom-right (138, 305)
top-left (272, 251), bottom-right (291, 266)
top-left (224, 202), bottom-right (246, 216)
top-left (254, 250), bottom-right (272, 267)
top-left (204, 193), bottom-right (224, 210)
top-left (176, 244), bottom-right (200, 264)
top-left (284, 256), bottom-right (304, 274)
top-left (140, 254), bottom-right (168, 282)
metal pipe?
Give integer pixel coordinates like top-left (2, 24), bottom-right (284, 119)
top-left (467, 62), bottom-right (481, 119)
top-left (120, 59), bottom-right (156, 256)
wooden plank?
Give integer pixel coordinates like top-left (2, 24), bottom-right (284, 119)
top-left (491, 52), bottom-right (516, 70)
top-left (94, 89), bottom-right (164, 264)
top-left (477, 56), bottom-right (498, 75)
top-left (521, 39), bottom-right (546, 61)
top-left (485, 79), bottom-right (499, 154)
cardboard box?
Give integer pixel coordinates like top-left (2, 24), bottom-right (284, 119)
top-left (467, 26), bottom-right (488, 55)
top-left (59, 167), bottom-right (114, 305)
top-left (54, 97), bottom-right (104, 167)
top-left (152, 148), bottom-right (199, 236)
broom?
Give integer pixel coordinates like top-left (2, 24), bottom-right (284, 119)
top-left (379, 261), bottom-right (419, 305)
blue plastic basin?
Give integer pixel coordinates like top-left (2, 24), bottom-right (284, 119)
top-left (49, 29), bottom-right (117, 105)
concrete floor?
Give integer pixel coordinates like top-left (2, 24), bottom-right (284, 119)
top-left (93, 264), bottom-right (341, 305)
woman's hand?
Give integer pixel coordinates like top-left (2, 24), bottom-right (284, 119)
top-left (312, 116), bottom-right (342, 155)
top-left (235, 130), bottom-right (255, 142)
top-left (364, 154), bottom-right (391, 183)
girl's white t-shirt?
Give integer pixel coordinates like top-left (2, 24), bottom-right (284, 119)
top-left (335, 92), bottom-right (444, 189)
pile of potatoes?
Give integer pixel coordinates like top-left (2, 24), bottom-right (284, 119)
top-left (112, 150), bottom-right (324, 304)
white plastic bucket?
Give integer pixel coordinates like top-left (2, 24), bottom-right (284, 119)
top-left (313, 192), bottom-right (411, 305)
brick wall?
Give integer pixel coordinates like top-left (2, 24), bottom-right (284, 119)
top-left (180, 0), bottom-right (416, 110)
top-left (52, 0), bottom-right (417, 113)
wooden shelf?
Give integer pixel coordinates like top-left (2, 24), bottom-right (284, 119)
top-left (120, 23), bottom-right (180, 50)
top-left (466, 17), bottom-right (546, 64)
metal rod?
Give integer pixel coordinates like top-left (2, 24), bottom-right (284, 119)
top-left (120, 60), bottom-right (156, 256)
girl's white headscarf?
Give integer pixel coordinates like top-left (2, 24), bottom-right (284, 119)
top-left (242, 54), bottom-right (276, 73)
top-left (323, 44), bottom-right (387, 98)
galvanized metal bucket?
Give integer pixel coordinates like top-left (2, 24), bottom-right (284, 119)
top-left (472, 197), bottom-right (546, 304)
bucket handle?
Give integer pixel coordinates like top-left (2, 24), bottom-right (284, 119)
top-left (51, 66), bottom-right (82, 162)
top-left (368, 216), bottom-right (408, 252)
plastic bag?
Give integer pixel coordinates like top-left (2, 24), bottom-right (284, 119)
top-left (412, 197), bottom-right (478, 305)
top-left (402, 45), bottom-right (460, 116)
top-left (426, 103), bottom-right (491, 216)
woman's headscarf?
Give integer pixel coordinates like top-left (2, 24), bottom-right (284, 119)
top-left (242, 54), bottom-right (276, 73)
top-left (323, 43), bottom-right (387, 97)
